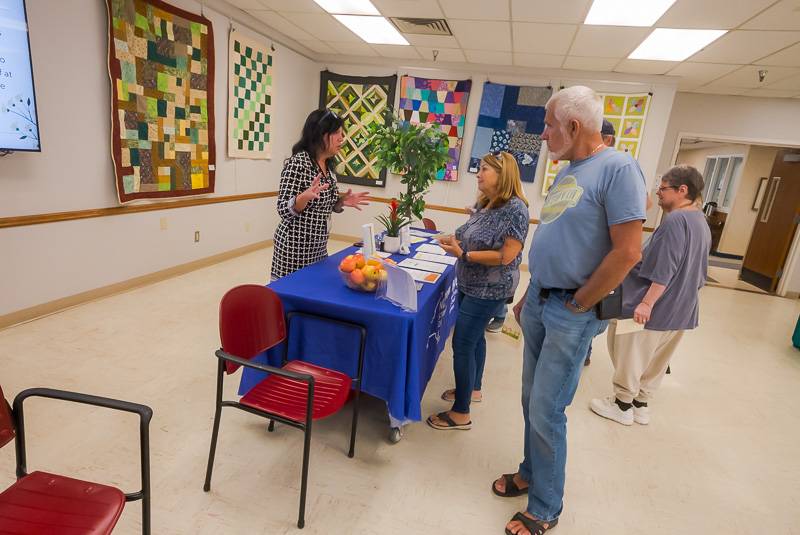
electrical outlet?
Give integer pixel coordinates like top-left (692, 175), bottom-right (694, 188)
top-left (194, 231), bottom-right (200, 243)
top-left (159, 217), bottom-right (168, 230)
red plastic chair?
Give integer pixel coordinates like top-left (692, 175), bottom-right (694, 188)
top-left (422, 217), bottom-right (437, 231)
top-left (0, 384), bottom-right (152, 534)
top-left (203, 285), bottom-right (366, 529)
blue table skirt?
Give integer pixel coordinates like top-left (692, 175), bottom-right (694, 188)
top-left (238, 235), bottom-right (458, 422)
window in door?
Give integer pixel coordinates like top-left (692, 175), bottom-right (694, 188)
top-left (701, 155), bottom-right (745, 211)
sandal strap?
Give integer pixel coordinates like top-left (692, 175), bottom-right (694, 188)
top-left (510, 512), bottom-right (557, 535)
top-left (435, 411), bottom-right (458, 427)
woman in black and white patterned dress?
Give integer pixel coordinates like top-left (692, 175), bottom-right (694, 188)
top-left (271, 109), bottom-right (369, 280)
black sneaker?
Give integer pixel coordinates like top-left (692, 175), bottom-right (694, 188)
top-left (486, 318), bottom-right (504, 332)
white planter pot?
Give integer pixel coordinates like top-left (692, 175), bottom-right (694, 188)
top-left (383, 235), bottom-right (401, 253)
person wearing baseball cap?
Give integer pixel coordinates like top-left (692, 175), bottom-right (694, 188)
top-left (601, 119), bottom-right (616, 148)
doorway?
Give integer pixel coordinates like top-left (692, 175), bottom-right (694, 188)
top-left (672, 136), bottom-right (800, 296)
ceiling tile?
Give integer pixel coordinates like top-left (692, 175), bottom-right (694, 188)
top-left (415, 47), bottom-right (466, 62)
top-left (371, 44), bottom-right (422, 59)
top-left (743, 87), bottom-right (800, 98)
top-left (227, 0), bottom-right (269, 9)
top-left (614, 59), bottom-right (678, 75)
top-left (764, 73), bottom-right (800, 90)
top-left (513, 53), bottom-right (565, 68)
top-left (297, 40), bottom-right (338, 54)
top-left (562, 56), bottom-right (620, 71)
top-left (247, 10), bottom-right (317, 41)
top-left (402, 34), bottom-right (460, 48)
top-left (257, 0), bottom-right (324, 13)
top-left (439, 0), bottom-right (509, 21)
top-left (689, 30), bottom-right (800, 64)
top-left (371, 0), bottom-right (444, 18)
top-left (280, 12), bottom-right (363, 42)
top-left (742, 0), bottom-right (800, 30)
top-left (449, 20), bottom-right (512, 52)
top-left (569, 26), bottom-right (651, 58)
top-left (464, 49), bottom-right (513, 65)
top-left (326, 41), bottom-right (379, 56)
top-left (759, 42), bottom-right (800, 66)
top-left (677, 78), bottom-right (705, 90)
top-left (656, 0), bottom-right (774, 29)
top-left (666, 62), bottom-right (742, 84)
top-left (712, 65), bottom-right (800, 88)
top-left (511, 0), bottom-right (592, 24)
top-left (512, 23), bottom-right (577, 55)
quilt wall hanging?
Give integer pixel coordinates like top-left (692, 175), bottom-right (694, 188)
top-left (228, 29), bottom-right (273, 159)
top-left (398, 75), bottom-right (471, 182)
top-left (106, 0), bottom-right (215, 203)
top-left (541, 92), bottom-right (651, 195)
top-left (468, 82), bottom-right (552, 183)
top-left (319, 71), bottom-right (397, 187)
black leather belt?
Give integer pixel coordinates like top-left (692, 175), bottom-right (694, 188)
top-left (539, 288), bottom-right (577, 299)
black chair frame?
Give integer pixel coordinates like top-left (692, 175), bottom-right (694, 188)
top-left (203, 311), bottom-right (367, 529)
top-left (12, 387), bottom-right (153, 534)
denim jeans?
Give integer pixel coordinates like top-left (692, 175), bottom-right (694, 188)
top-left (451, 291), bottom-right (506, 414)
top-left (517, 284), bottom-right (606, 521)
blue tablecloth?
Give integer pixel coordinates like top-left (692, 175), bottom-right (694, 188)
top-left (238, 233), bottom-right (458, 422)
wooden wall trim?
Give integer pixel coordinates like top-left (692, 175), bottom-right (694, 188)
top-left (0, 191), bottom-right (277, 230)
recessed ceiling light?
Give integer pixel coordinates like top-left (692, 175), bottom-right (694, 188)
top-left (312, 0), bottom-right (380, 16)
top-left (585, 0), bottom-right (677, 27)
top-left (629, 28), bottom-right (727, 61)
top-left (334, 15), bottom-right (409, 45)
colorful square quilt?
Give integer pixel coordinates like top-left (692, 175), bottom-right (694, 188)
top-left (106, 0), bottom-right (215, 203)
top-left (228, 29), bottom-right (273, 159)
top-left (398, 76), bottom-right (471, 181)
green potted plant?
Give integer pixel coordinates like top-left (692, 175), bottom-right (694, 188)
top-left (376, 199), bottom-right (410, 253)
top-left (369, 110), bottom-right (450, 251)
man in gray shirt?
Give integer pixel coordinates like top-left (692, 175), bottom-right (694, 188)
top-left (590, 165), bottom-right (711, 426)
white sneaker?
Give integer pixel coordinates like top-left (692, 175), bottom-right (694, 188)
top-left (590, 397), bottom-right (633, 426)
top-left (633, 404), bottom-right (650, 425)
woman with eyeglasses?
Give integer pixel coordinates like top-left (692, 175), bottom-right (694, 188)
top-left (427, 151), bottom-right (530, 431)
top-left (271, 109), bottom-right (370, 280)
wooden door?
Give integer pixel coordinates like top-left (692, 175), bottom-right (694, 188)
top-left (741, 150), bottom-right (800, 292)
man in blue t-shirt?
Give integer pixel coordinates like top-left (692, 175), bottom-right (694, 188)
top-left (495, 86), bottom-right (646, 535)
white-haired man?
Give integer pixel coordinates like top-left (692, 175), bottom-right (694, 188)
top-left (494, 86), bottom-right (646, 535)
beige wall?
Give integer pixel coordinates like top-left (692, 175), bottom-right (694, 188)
top-left (717, 146), bottom-right (779, 257)
top-left (0, 0), bottom-right (316, 315)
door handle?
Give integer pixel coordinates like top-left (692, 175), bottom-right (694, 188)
top-left (760, 176), bottom-right (781, 223)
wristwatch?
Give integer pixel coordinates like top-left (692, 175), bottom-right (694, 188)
top-left (568, 296), bottom-right (589, 313)
top-left (461, 250), bottom-right (469, 263)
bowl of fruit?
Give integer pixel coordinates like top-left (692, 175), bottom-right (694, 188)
top-left (338, 253), bottom-right (388, 292)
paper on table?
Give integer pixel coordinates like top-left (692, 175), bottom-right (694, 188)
top-left (414, 252), bottom-right (457, 265)
top-left (398, 258), bottom-right (447, 274)
top-left (357, 249), bottom-right (392, 258)
top-left (416, 243), bottom-right (448, 255)
top-left (399, 267), bottom-right (441, 284)
top-left (410, 236), bottom-right (429, 244)
top-left (410, 228), bottom-right (441, 237)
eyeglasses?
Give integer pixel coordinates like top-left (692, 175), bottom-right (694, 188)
top-left (657, 186), bottom-right (679, 193)
top-left (318, 109), bottom-right (339, 124)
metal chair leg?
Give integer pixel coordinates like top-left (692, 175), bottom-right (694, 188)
top-left (297, 425), bottom-right (312, 529)
top-left (348, 389), bottom-right (360, 458)
top-left (268, 419), bottom-right (275, 432)
top-left (203, 406), bottom-right (222, 492)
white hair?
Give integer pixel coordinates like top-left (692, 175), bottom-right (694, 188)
top-left (546, 86), bottom-right (603, 133)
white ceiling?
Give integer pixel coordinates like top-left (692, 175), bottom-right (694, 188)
top-left (225, 0), bottom-right (800, 98)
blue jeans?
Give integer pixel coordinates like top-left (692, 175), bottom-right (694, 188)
top-left (451, 292), bottom-right (506, 414)
top-left (517, 284), bottom-right (606, 521)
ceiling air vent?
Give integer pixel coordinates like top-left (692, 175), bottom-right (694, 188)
top-left (389, 17), bottom-right (452, 36)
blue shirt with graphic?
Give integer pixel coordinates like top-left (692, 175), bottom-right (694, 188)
top-left (529, 148), bottom-right (647, 289)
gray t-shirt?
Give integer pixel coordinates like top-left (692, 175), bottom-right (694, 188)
top-left (622, 209), bottom-right (711, 331)
top-left (455, 196), bottom-right (530, 300)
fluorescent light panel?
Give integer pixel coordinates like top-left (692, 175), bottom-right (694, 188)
top-left (629, 28), bottom-right (727, 61)
top-left (585, 0), bottom-right (676, 27)
top-left (333, 15), bottom-right (409, 45)
top-left (312, 0), bottom-right (380, 15)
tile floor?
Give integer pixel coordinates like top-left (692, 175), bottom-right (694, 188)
top-left (2, 242), bottom-right (799, 534)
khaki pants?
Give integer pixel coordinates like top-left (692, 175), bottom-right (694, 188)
top-left (606, 321), bottom-right (684, 404)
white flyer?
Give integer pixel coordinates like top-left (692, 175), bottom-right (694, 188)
top-left (410, 228), bottom-right (441, 237)
top-left (416, 243), bottom-right (448, 255)
top-left (398, 258), bottom-right (448, 274)
top-left (399, 267), bottom-right (441, 284)
top-left (414, 252), bottom-right (457, 265)
top-left (410, 236), bottom-right (429, 244)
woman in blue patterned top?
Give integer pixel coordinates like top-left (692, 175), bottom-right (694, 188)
top-left (427, 151), bottom-right (530, 431)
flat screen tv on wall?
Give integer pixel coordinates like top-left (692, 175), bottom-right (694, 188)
top-left (0, 0), bottom-right (40, 153)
